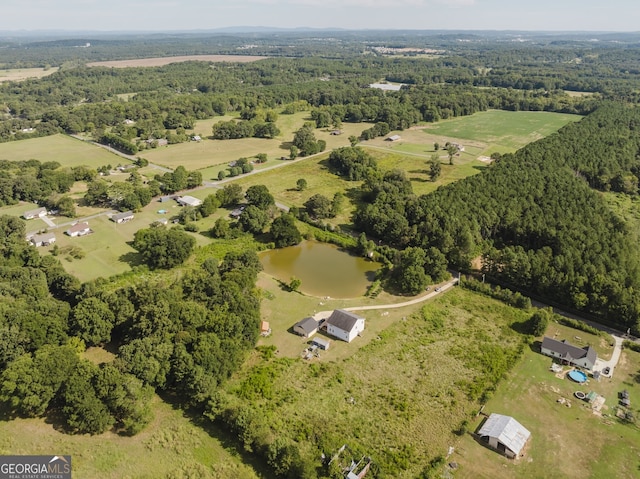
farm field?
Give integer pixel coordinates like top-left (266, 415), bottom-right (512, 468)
top-left (420, 110), bottom-right (581, 156)
top-left (86, 55), bottom-right (268, 68)
top-left (0, 67), bottom-right (59, 82)
top-left (453, 335), bottom-right (640, 479)
top-left (225, 287), bottom-right (531, 478)
top-left (143, 112), bottom-right (369, 173)
top-left (0, 134), bottom-right (123, 168)
top-left (0, 396), bottom-right (259, 479)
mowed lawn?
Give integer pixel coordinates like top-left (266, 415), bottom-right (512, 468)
top-left (420, 110), bottom-right (581, 155)
top-left (453, 333), bottom-right (640, 478)
top-left (0, 396), bottom-right (259, 479)
top-left (0, 134), bottom-right (123, 168)
top-left (229, 288), bottom-right (531, 478)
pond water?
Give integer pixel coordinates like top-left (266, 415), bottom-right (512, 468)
top-left (259, 241), bottom-right (381, 298)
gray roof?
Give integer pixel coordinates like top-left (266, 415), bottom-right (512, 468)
top-left (294, 317), bottom-right (319, 335)
top-left (541, 337), bottom-right (597, 365)
top-left (311, 337), bottom-right (331, 348)
top-left (31, 232), bottom-right (55, 243)
top-left (326, 310), bottom-right (364, 333)
top-left (112, 211), bottom-right (134, 221)
top-left (478, 413), bottom-right (531, 456)
top-left (23, 207), bottom-right (47, 218)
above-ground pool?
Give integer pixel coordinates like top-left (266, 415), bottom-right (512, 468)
top-left (568, 370), bottom-right (588, 383)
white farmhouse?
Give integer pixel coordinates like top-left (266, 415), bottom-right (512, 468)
top-left (325, 310), bottom-right (365, 343)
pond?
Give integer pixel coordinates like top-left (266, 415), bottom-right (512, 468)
top-left (259, 241), bottom-right (381, 298)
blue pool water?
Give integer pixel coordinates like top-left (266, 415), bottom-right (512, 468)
top-left (568, 370), bottom-right (588, 383)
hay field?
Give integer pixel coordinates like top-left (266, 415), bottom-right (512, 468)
top-left (420, 110), bottom-right (581, 155)
top-left (0, 134), bottom-right (122, 168)
top-left (86, 55), bottom-right (267, 68)
top-left (0, 67), bottom-right (58, 82)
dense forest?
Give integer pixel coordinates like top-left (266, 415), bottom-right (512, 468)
top-left (0, 211), bottom-right (262, 434)
top-left (351, 102), bottom-right (640, 331)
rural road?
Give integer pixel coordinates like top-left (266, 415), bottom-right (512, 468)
top-left (312, 277), bottom-right (460, 320)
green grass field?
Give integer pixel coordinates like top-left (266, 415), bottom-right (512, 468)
top-left (0, 396), bottom-right (259, 479)
top-left (420, 110), bottom-right (581, 155)
top-left (453, 330), bottom-right (640, 479)
top-left (142, 112), bottom-right (369, 172)
top-left (0, 67), bottom-right (59, 82)
top-left (226, 287), bottom-right (531, 478)
top-left (0, 134), bottom-right (123, 168)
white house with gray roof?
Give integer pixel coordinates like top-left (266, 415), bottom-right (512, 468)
top-left (22, 207), bottom-right (47, 220)
top-left (325, 310), bottom-right (365, 343)
top-left (540, 336), bottom-right (597, 371)
top-left (477, 413), bottom-right (531, 459)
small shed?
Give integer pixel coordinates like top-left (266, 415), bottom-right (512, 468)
top-left (477, 413), bottom-right (531, 459)
top-left (385, 134), bottom-right (401, 142)
top-left (311, 337), bottom-right (331, 350)
top-left (159, 195), bottom-right (174, 203)
top-left (260, 321), bottom-right (271, 336)
top-left (293, 317), bottom-right (319, 338)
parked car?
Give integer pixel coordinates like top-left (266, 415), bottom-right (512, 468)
top-left (603, 366), bottom-right (611, 375)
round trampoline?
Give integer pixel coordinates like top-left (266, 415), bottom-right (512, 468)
top-left (568, 370), bottom-right (588, 383)
top-left (574, 391), bottom-right (586, 400)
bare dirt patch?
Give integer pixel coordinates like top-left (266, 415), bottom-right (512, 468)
top-left (87, 55), bottom-right (267, 68)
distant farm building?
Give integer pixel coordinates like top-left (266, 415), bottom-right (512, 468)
top-left (293, 317), bottom-right (319, 338)
top-left (30, 232), bottom-right (56, 247)
top-left (369, 82), bottom-right (404, 91)
top-left (177, 195), bottom-right (202, 207)
top-left (477, 413), bottom-right (531, 459)
top-left (158, 195), bottom-right (174, 203)
top-left (540, 337), bottom-right (597, 371)
top-left (385, 134), bottom-right (401, 142)
top-left (111, 211), bottom-right (134, 223)
top-left (324, 310), bottom-right (365, 343)
top-left (22, 207), bottom-right (47, 220)
top-left (65, 222), bottom-right (91, 237)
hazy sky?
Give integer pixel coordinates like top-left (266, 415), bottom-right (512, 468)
top-left (2, 0), bottom-right (638, 32)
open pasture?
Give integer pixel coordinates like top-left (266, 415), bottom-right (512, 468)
top-left (0, 396), bottom-right (259, 479)
top-left (0, 67), bottom-right (58, 82)
top-left (86, 55), bottom-right (268, 68)
top-left (420, 110), bottom-right (581, 155)
top-left (0, 134), bottom-right (122, 168)
top-left (453, 339), bottom-right (640, 479)
top-left (231, 288), bottom-right (531, 478)
top-left (144, 112), bottom-right (367, 173)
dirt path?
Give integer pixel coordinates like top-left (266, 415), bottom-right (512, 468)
top-left (312, 277), bottom-right (459, 320)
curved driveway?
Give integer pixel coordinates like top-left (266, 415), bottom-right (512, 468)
top-left (312, 277), bottom-right (459, 320)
